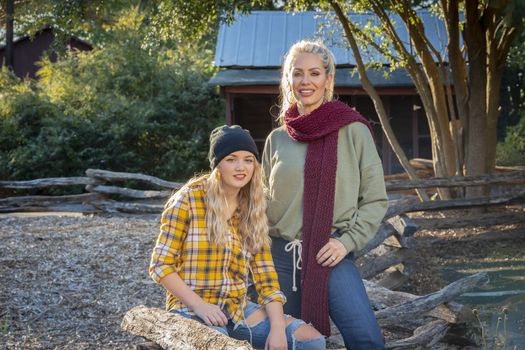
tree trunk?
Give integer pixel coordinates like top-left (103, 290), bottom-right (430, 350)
top-left (396, 3), bottom-right (459, 197)
top-left (444, 0), bottom-right (469, 176)
top-left (4, 0), bottom-right (14, 70)
top-left (366, 0), bottom-right (456, 198)
top-left (324, 0), bottom-right (521, 201)
top-left (464, 0), bottom-right (488, 197)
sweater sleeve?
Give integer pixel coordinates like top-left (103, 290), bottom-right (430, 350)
top-left (335, 123), bottom-right (388, 253)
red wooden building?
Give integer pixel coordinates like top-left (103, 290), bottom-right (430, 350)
top-left (0, 27), bottom-right (92, 79)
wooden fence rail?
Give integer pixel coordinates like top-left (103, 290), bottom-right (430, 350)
top-left (385, 170), bottom-right (525, 191)
top-left (85, 169), bottom-right (183, 189)
top-left (0, 177), bottom-right (98, 188)
top-left (1, 169), bottom-right (524, 215)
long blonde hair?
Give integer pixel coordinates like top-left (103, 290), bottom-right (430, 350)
top-left (165, 161), bottom-right (270, 254)
top-left (278, 39), bottom-right (336, 124)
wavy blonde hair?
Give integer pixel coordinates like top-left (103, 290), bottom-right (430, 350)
top-left (278, 39), bottom-right (336, 125)
top-left (165, 162), bottom-right (269, 254)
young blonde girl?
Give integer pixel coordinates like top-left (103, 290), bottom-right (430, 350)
top-left (150, 125), bottom-right (325, 350)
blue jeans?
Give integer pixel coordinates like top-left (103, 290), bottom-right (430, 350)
top-left (173, 301), bottom-right (325, 350)
top-left (271, 237), bottom-right (385, 350)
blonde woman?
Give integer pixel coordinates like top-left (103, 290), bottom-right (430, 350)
top-left (263, 40), bottom-right (388, 349)
top-left (150, 125), bottom-right (325, 350)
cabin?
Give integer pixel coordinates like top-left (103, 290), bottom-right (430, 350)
top-left (0, 27), bottom-right (92, 79)
top-left (209, 11), bottom-right (448, 174)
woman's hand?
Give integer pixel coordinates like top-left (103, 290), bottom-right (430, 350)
top-left (316, 238), bottom-right (348, 267)
top-left (193, 301), bottom-right (228, 326)
top-left (265, 324), bottom-right (288, 350)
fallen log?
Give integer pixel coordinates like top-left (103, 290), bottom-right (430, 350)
top-left (0, 176), bottom-right (98, 189)
top-left (86, 169), bottom-right (182, 189)
top-left (356, 223), bottom-right (396, 258)
top-left (386, 320), bottom-right (449, 349)
top-left (329, 317), bottom-right (450, 349)
top-left (359, 249), bottom-right (409, 279)
top-left (387, 214), bottom-right (418, 237)
top-left (356, 214), bottom-right (418, 258)
top-left (374, 272), bottom-right (489, 326)
top-left (375, 269), bottom-right (409, 290)
top-left (121, 305), bottom-right (253, 350)
top-left (386, 214), bottom-right (418, 249)
top-left (86, 184), bottom-right (172, 199)
top-left (364, 280), bottom-right (460, 324)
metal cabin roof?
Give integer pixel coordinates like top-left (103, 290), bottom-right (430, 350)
top-left (214, 10), bottom-right (448, 68)
top-left (208, 67), bottom-right (415, 87)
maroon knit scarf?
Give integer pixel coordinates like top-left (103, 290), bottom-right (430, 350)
top-left (284, 100), bottom-right (371, 336)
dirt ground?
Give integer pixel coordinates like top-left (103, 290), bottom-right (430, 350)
top-left (402, 206), bottom-right (525, 296)
top-left (0, 206), bottom-right (524, 349)
top-left (0, 213), bottom-right (164, 349)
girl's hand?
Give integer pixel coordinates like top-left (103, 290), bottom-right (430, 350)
top-left (316, 238), bottom-right (348, 267)
top-left (265, 325), bottom-right (287, 350)
top-left (193, 301), bottom-right (228, 326)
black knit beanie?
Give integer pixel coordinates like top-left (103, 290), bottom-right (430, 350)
top-left (208, 125), bottom-right (260, 169)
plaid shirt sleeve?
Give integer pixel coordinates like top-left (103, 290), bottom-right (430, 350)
top-left (250, 243), bottom-right (287, 306)
top-left (149, 191), bottom-right (190, 283)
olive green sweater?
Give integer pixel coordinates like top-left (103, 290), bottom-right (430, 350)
top-left (262, 122), bottom-right (388, 254)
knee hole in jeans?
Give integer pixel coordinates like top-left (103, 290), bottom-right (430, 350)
top-left (243, 307), bottom-right (267, 328)
top-left (287, 318), bottom-right (323, 341)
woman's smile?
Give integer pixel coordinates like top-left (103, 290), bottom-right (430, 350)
top-left (290, 52), bottom-right (332, 115)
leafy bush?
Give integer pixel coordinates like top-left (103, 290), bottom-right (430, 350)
top-left (0, 14), bottom-right (222, 182)
top-left (496, 113), bottom-right (525, 166)
top-left (0, 69), bottom-right (59, 180)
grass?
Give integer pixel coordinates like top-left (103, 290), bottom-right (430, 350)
top-left (472, 307), bottom-right (518, 350)
top-left (0, 313), bottom-right (9, 335)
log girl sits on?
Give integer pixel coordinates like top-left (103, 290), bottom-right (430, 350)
top-left (149, 125), bottom-right (325, 350)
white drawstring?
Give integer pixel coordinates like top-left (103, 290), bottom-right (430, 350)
top-left (284, 239), bottom-right (302, 292)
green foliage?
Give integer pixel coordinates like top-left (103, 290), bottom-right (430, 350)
top-left (496, 113), bottom-right (525, 166)
top-left (500, 22), bottom-right (525, 130)
top-left (498, 21), bottom-right (525, 167)
top-left (0, 12), bottom-right (223, 181)
top-left (2, 1), bottom-right (281, 70)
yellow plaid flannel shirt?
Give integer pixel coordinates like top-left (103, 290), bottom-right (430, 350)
top-left (149, 180), bottom-right (285, 323)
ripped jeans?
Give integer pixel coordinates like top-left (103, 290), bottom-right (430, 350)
top-left (173, 301), bottom-right (326, 350)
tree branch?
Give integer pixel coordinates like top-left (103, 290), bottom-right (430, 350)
top-left (329, 0), bottom-right (428, 201)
